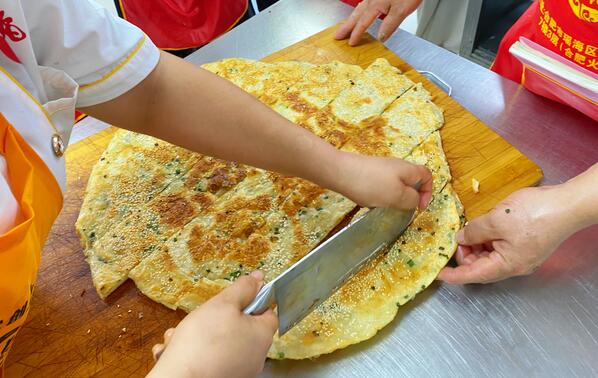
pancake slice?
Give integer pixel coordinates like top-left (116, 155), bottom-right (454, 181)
top-left (406, 131), bottom-right (452, 194)
top-left (86, 157), bottom-right (248, 298)
top-left (202, 58), bottom-right (314, 104)
top-left (342, 83), bottom-right (444, 157)
top-left (330, 58), bottom-right (414, 125)
top-left (76, 130), bottom-right (199, 249)
top-left (303, 59), bottom-right (415, 147)
top-left (271, 61), bottom-right (363, 123)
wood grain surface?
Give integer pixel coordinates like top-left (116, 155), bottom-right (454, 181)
top-left (5, 26), bottom-right (542, 377)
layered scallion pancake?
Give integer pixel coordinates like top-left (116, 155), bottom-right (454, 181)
top-left (77, 58), bottom-right (462, 360)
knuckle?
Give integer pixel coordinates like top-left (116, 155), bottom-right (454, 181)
top-left (356, 1), bottom-right (368, 11)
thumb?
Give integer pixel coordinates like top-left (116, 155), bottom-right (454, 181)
top-left (394, 184), bottom-right (420, 210)
top-left (458, 212), bottom-right (501, 246)
top-left (219, 271), bottom-right (264, 309)
top-left (437, 251), bottom-right (510, 284)
top-left (254, 309), bottom-right (278, 334)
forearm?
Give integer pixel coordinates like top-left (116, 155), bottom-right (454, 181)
top-left (82, 52), bottom-right (342, 190)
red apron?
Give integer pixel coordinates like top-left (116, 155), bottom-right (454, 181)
top-left (115, 0), bottom-right (248, 50)
top-left (492, 0), bottom-right (597, 112)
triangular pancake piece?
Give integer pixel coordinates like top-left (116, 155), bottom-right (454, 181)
top-left (341, 83), bottom-right (443, 157)
top-left (86, 157), bottom-right (248, 298)
top-left (76, 130), bottom-right (199, 249)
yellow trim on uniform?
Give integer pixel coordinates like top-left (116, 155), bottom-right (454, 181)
top-left (79, 35), bottom-right (146, 90)
top-left (0, 67), bottom-right (59, 134)
top-left (74, 113), bottom-right (87, 123)
top-left (118, 0), bottom-right (128, 19)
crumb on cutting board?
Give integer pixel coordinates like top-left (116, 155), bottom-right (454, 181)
top-left (472, 178), bottom-right (480, 193)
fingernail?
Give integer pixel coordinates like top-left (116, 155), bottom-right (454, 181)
top-left (457, 229), bottom-right (465, 244)
top-left (250, 270), bottom-right (264, 281)
top-left (378, 32), bottom-right (386, 42)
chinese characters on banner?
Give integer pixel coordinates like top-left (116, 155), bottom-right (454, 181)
top-left (538, 0), bottom-right (598, 72)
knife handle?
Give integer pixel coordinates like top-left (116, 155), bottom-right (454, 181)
top-left (243, 281), bottom-right (275, 315)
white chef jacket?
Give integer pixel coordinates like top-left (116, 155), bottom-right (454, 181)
top-left (0, 0), bottom-right (160, 233)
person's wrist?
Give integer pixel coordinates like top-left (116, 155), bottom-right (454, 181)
top-left (313, 147), bottom-right (354, 195)
top-left (545, 182), bottom-right (591, 237)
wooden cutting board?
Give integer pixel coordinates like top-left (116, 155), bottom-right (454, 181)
top-left (5, 26), bottom-right (542, 377)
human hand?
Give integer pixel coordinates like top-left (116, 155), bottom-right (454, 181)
top-left (148, 271), bottom-right (277, 378)
top-left (331, 151), bottom-right (432, 210)
top-left (335, 0), bottom-right (423, 45)
top-left (438, 181), bottom-right (594, 284)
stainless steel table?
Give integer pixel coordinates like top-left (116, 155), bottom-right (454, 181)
top-left (187, 1), bottom-right (598, 376)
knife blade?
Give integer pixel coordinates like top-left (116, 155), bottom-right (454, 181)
top-left (243, 199), bottom-right (419, 336)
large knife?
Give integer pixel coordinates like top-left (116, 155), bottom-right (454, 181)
top-left (243, 192), bottom-right (419, 336)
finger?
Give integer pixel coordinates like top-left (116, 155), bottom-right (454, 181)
top-left (395, 184), bottom-right (420, 210)
top-left (438, 251), bottom-right (510, 284)
top-left (335, 2), bottom-right (367, 40)
top-left (218, 271), bottom-right (264, 308)
top-left (255, 309), bottom-right (278, 335)
top-left (415, 166), bottom-right (433, 210)
top-left (463, 253), bottom-right (479, 265)
top-left (163, 328), bottom-right (175, 345)
top-left (399, 163), bottom-right (432, 210)
top-left (377, 6), bottom-right (406, 42)
top-left (457, 212), bottom-right (501, 246)
top-left (152, 343), bottom-right (165, 362)
top-left (454, 245), bottom-right (473, 265)
top-left (349, 7), bottom-right (381, 46)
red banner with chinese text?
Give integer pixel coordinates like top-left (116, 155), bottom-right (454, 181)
top-left (493, 0), bottom-right (597, 82)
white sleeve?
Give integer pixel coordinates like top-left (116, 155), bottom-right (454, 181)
top-left (22, 0), bottom-right (160, 107)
